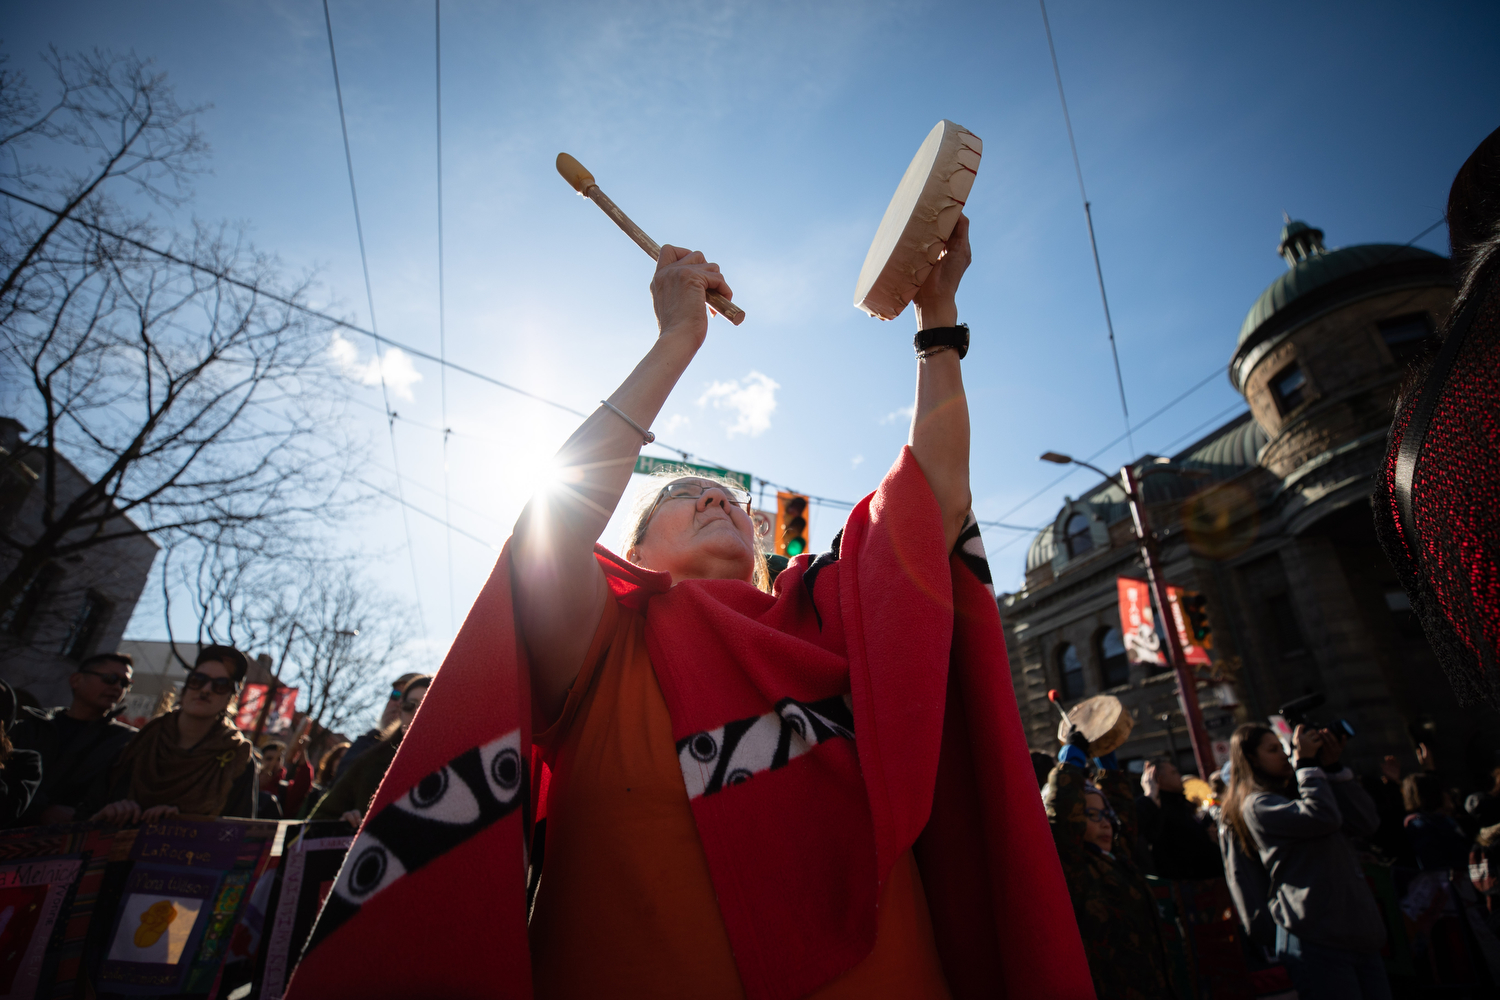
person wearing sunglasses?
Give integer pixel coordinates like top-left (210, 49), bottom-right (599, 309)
top-left (9, 652), bottom-right (140, 826)
top-left (290, 209), bottom-right (1095, 995)
top-left (405, 213), bottom-right (1081, 1000)
top-left (1043, 730), bottom-right (1176, 999)
top-left (331, 672), bottom-right (424, 783)
top-left (309, 675), bottom-right (431, 827)
top-left (87, 645), bottom-right (259, 824)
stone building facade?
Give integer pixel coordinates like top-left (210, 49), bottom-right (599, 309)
top-left (0, 417), bottom-right (159, 706)
top-left (1000, 222), bottom-right (1500, 790)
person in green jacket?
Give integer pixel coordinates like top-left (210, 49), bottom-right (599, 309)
top-left (310, 675), bottom-right (429, 826)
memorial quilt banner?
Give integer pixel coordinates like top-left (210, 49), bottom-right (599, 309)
top-left (0, 823), bottom-right (117, 1000)
top-left (95, 818), bottom-right (277, 996)
top-left (259, 823), bottom-right (354, 1000)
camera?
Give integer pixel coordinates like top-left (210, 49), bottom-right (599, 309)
top-left (1275, 692), bottom-right (1354, 739)
top-left (1277, 693), bottom-right (1325, 727)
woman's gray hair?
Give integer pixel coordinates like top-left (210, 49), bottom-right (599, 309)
top-left (622, 467), bottom-right (771, 593)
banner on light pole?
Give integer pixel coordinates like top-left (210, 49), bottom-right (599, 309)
top-left (1116, 577), bottom-right (1211, 668)
top-left (235, 684), bottom-right (298, 735)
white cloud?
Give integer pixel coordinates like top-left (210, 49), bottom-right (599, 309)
top-left (330, 333), bottom-right (424, 401)
top-left (880, 404), bottom-right (915, 426)
top-left (661, 413), bottom-right (691, 434)
top-left (851, 454), bottom-right (864, 468)
top-left (697, 370), bottom-right (779, 438)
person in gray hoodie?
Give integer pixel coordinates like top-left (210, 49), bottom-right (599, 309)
top-left (1221, 722), bottom-right (1389, 1000)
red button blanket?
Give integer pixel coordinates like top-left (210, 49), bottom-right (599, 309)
top-left (286, 448), bottom-right (1094, 999)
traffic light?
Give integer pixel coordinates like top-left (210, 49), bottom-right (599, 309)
top-left (1180, 590), bottom-right (1213, 651)
top-left (776, 491), bottom-right (810, 558)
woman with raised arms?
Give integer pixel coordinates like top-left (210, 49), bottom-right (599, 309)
top-left (288, 217), bottom-right (1092, 1000)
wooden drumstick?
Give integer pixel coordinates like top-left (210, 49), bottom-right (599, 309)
top-left (556, 153), bottom-right (746, 326)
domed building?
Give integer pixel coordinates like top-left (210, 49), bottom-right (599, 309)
top-left (1001, 220), bottom-right (1498, 786)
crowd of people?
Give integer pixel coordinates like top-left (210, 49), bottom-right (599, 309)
top-left (0, 649), bottom-right (429, 836)
top-left (1039, 720), bottom-right (1500, 999)
top-left (1, 122), bottom-right (1494, 999)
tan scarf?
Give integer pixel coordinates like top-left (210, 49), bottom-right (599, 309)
top-left (113, 711), bottom-right (254, 816)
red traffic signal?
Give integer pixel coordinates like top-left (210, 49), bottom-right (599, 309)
top-left (776, 491), bottom-right (810, 557)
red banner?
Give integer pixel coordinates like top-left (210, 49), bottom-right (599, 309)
top-left (234, 684), bottom-right (298, 734)
top-left (1116, 578), bottom-right (1211, 668)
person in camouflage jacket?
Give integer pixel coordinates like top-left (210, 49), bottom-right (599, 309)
top-left (1044, 737), bottom-right (1176, 1000)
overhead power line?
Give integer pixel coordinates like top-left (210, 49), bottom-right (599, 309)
top-left (358, 476), bottom-right (498, 550)
top-left (0, 188), bottom-right (592, 421)
top-left (323, 0), bottom-right (427, 638)
top-left (1039, 0), bottom-right (1133, 455)
top-left (435, 0), bottom-right (456, 634)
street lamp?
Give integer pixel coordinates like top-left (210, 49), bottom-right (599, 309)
top-left (251, 622), bottom-right (359, 740)
top-left (1040, 451), bottom-right (1215, 779)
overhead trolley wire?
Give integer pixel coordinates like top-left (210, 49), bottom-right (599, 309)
top-left (435, 0), bottom-right (456, 634)
top-left (358, 476), bottom-right (498, 550)
top-left (323, 0), bottom-right (428, 639)
top-left (1039, 0), bottom-right (1134, 455)
top-left (0, 181), bottom-right (1239, 550)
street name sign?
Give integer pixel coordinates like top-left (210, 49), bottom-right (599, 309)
top-left (633, 455), bottom-right (751, 491)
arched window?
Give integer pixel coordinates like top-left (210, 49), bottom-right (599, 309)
top-left (1058, 643), bottom-right (1084, 699)
top-left (1065, 512), bottom-right (1094, 558)
top-left (1098, 626), bottom-right (1129, 688)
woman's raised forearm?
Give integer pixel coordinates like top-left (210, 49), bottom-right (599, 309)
top-left (910, 348), bottom-right (971, 552)
top-left (908, 214), bottom-right (973, 551)
top-left (513, 245), bottom-right (731, 725)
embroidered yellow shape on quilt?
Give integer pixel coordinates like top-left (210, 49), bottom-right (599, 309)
top-left (133, 899), bottom-right (178, 947)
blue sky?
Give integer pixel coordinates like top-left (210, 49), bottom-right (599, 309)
top-left (8, 0), bottom-right (1497, 664)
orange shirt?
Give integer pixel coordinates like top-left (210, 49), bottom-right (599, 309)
top-left (530, 592), bottom-right (951, 1000)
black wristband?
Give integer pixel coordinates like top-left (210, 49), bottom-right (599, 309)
top-left (914, 323), bottom-right (969, 360)
top-left (1294, 758), bottom-right (1319, 771)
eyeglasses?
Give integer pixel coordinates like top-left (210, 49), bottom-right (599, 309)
top-left (184, 671), bottom-right (238, 696)
top-left (82, 670), bottom-right (132, 689)
top-left (637, 480), bottom-right (753, 542)
top-left (1083, 807), bottom-right (1115, 825)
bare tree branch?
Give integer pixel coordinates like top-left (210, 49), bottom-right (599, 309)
top-left (0, 48), bottom-right (367, 639)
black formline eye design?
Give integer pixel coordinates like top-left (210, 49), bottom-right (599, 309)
top-left (676, 695), bottom-right (856, 802)
top-left (302, 726), bottom-right (526, 959)
top-left (346, 842), bottom-right (395, 898)
top-left (955, 512), bottom-right (996, 597)
top-left (490, 747), bottom-right (521, 791)
top-left (689, 733), bottom-right (718, 762)
top-left (411, 767), bottom-right (449, 808)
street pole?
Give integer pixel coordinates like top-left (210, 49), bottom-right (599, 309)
top-left (1039, 450), bottom-right (1215, 779)
top-left (1121, 462), bottom-right (1215, 779)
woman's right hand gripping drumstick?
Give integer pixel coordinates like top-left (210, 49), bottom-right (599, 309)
top-left (513, 246), bottom-right (733, 728)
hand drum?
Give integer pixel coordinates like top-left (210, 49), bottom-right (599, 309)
top-left (1057, 694), bottom-right (1134, 758)
top-left (853, 120), bottom-right (982, 320)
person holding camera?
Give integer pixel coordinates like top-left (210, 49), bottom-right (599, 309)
top-left (1222, 722), bottom-right (1389, 999)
